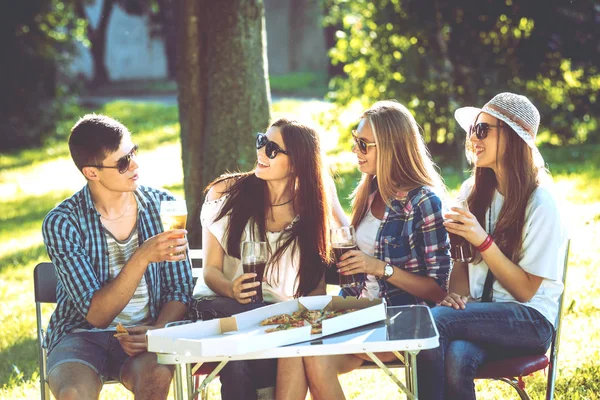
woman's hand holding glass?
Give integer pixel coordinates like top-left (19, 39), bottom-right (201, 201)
top-left (230, 273), bottom-right (261, 304)
top-left (337, 250), bottom-right (385, 278)
top-left (443, 205), bottom-right (488, 248)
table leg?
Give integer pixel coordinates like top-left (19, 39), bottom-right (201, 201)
top-left (365, 352), bottom-right (416, 400)
top-left (408, 350), bottom-right (420, 399)
top-left (174, 363), bottom-right (184, 400)
top-left (186, 363), bottom-right (193, 398)
top-left (401, 351), bottom-right (412, 393)
top-left (191, 360), bottom-right (228, 400)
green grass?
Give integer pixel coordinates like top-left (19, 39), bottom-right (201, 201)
top-left (0, 102), bottom-right (179, 171)
top-left (270, 71), bottom-right (328, 97)
top-left (0, 99), bottom-right (599, 399)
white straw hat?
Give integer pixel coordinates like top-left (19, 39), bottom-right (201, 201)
top-left (454, 92), bottom-right (544, 166)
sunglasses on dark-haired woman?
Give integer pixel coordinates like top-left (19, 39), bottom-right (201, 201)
top-left (256, 133), bottom-right (289, 159)
top-left (84, 144), bottom-right (139, 174)
top-left (468, 122), bottom-right (499, 140)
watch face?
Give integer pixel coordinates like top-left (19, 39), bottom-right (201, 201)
top-left (385, 265), bottom-right (394, 278)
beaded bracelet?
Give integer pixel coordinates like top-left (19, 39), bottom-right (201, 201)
top-left (477, 235), bottom-right (494, 252)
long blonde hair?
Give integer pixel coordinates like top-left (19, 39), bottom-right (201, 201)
top-left (351, 100), bottom-right (444, 227)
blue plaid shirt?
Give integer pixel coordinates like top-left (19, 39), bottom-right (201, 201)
top-left (42, 185), bottom-right (193, 354)
top-left (345, 183), bottom-right (451, 306)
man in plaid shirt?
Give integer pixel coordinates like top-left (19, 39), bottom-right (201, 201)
top-left (42, 114), bottom-right (193, 400)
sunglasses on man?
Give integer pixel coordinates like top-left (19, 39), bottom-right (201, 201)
top-left (468, 122), bottom-right (499, 140)
top-left (84, 144), bottom-right (139, 174)
top-left (256, 133), bottom-right (289, 159)
top-left (352, 130), bottom-right (377, 155)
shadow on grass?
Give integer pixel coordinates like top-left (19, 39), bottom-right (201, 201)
top-left (0, 244), bottom-right (48, 274)
top-left (0, 338), bottom-right (39, 390)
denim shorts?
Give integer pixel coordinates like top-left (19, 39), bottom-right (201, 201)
top-left (46, 330), bottom-right (129, 384)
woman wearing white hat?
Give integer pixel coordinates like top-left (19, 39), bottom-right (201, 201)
top-left (417, 92), bottom-right (569, 400)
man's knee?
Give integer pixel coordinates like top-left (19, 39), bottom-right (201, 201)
top-left (134, 362), bottom-right (174, 391)
top-left (48, 362), bottom-right (101, 400)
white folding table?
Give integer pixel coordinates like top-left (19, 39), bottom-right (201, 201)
top-left (155, 305), bottom-right (439, 400)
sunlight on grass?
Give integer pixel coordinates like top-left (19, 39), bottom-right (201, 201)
top-left (1, 100), bottom-right (599, 399)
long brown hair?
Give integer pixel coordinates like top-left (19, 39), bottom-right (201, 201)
top-left (351, 100), bottom-right (444, 227)
top-left (467, 117), bottom-right (545, 263)
top-left (206, 118), bottom-right (331, 297)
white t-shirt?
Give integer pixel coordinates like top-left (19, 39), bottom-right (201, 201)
top-left (193, 195), bottom-right (301, 303)
top-left (459, 180), bottom-right (568, 326)
top-left (356, 208), bottom-right (382, 300)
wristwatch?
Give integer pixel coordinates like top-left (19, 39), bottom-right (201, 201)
top-left (382, 263), bottom-right (394, 280)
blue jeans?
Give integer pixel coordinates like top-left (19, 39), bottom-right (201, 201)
top-left (417, 302), bottom-right (554, 400)
top-left (194, 297), bottom-right (276, 400)
top-left (47, 331), bottom-right (129, 384)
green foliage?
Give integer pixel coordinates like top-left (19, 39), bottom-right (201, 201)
top-left (0, 0), bottom-right (85, 151)
top-left (325, 0), bottom-right (600, 146)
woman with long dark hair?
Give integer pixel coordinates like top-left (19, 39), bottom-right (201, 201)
top-left (192, 118), bottom-right (346, 400)
top-left (417, 93), bottom-right (568, 400)
top-left (276, 101), bottom-right (451, 400)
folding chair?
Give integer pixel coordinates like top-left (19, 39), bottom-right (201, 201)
top-left (34, 262), bottom-right (181, 399)
top-left (475, 239), bottom-right (571, 400)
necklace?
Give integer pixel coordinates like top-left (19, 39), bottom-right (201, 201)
top-left (270, 197), bottom-right (295, 207)
top-left (99, 194), bottom-right (133, 222)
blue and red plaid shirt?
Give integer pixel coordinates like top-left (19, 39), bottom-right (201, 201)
top-left (42, 185), bottom-right (193, 354)
top-left (344, 182), bottom-right (451, 306)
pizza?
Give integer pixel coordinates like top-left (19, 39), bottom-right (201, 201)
top-left (113, 322), bottom-right (129, 338)
top-left (260, 314), bottom-right (292, 326)
top-left (262, 308), bottom-right (359, 334)
top-left (264, 320), bottom-right (306, 333)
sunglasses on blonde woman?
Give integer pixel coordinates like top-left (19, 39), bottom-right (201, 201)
top-left (468, 122), bottom-right (499, 140)
top-left (352, 130), bottom-right (377, 155)
top-left (256, 133), bottom-right (289, 159)
top-left (84, 144), bottom-right (139, 174)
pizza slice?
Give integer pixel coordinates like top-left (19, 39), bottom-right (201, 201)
top-left (264, 320), bottom-right (306, 333)
top-left (291, 310), bottom-right (306, 322)
top-left (310, 323), bottom-right (323, 335)
top-left (303, 310), bottom-right (324, 323)
top-left (260, 314), bottom-right (292, 326)
top-left (113, 322), bottom-right (130, 338)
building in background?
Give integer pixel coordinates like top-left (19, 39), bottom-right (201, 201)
top-left (69, 0), bottom-right (327, 83)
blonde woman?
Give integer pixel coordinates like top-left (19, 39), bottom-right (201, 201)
top-left (276, 101), bottom-right (451, 400)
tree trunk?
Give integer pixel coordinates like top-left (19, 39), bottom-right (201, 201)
top-left (77, 0), bottom-right (114, 86)
top-left (176, 0), bottom-right (271, 247)
top-left (157, 0), bottom-right (178, 79)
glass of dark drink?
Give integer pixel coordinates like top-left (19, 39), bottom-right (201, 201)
top-left (446, 199), bottom-right (474, 263)
top-left (241, 241), bottom-right (267, 303)
top-left (330, 226), bottom-right (363, 288)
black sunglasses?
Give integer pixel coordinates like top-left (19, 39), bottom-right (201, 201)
top-left (352, 130), bottom-right (377, 155)
top-left (468, 123), bottom-right (498, 140)
top-left (85, 144), bottom-right (139, 174)
top-left (256, 133), bottom-right (289, 159)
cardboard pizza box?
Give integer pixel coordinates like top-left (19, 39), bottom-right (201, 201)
top-left (147, 295), bottom-right (386, 357)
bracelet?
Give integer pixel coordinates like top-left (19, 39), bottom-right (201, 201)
top-left (477, 235), bottom-right (494, 252)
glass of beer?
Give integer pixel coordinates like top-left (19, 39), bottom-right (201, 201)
top-left (241, 241), bottom-right (267, 303)
top-left (160, 200), bottom-right (188, 255)
top-left (331, 226), bottom-right (362, 288)
top-left (446, 198), bottom-right (474, 262)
